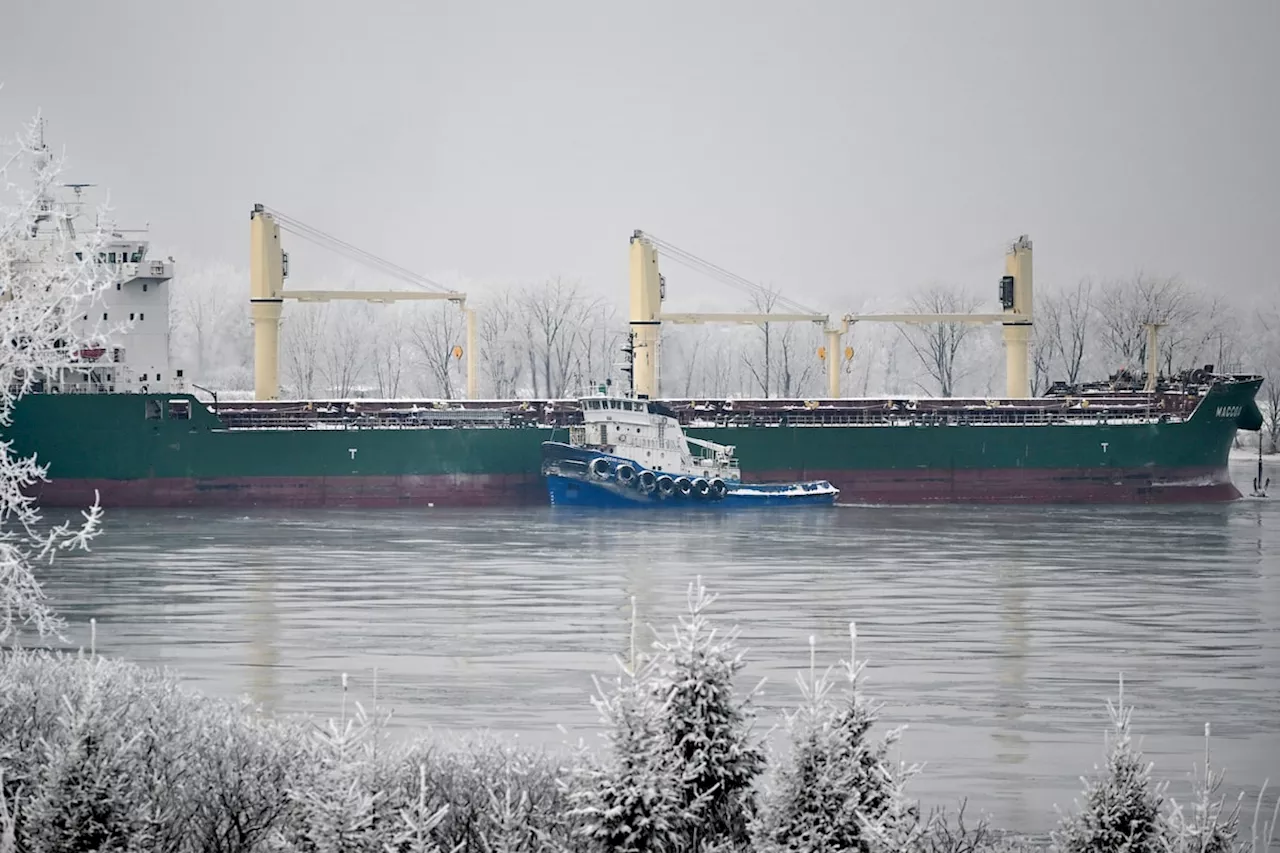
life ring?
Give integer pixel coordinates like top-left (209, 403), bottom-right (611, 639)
top-left (709, 479), bottom-right (727, 499)
top-left (638, 470), bottom-right (657, 491)
top-left (590, 457), bottom-right (611, 479)
top-left (616, 463), bottom-right (636, 485)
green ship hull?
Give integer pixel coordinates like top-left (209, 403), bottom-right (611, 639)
top-left (5, 374), bottom-right (1264, 507)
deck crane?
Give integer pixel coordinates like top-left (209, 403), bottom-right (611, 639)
top-left (626, 230), bottom-right (846, 398)
top-left (249, 204), bottom-right (477, 401)
top-left (628, 231), bottom-right (1038, 399)
top-left (836, 235), bottom-right (1035, 399)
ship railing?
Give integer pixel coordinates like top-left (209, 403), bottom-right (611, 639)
top-left (685, 407), bottom-right (1188, 429)
top-left (215, 407), bottom-right (516, 431)
top-left (615, 434), bottom-right (689, 455)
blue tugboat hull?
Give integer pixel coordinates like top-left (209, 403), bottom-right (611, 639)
top-left (542, 441), bottom-right (838, 509)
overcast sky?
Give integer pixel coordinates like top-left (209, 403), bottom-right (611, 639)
top-left (4, 0), bottom-right (1277, 313)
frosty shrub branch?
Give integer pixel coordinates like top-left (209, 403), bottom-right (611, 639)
top-left (0, 115), bottom-right (112, 643)
top-left (2, 579), bottom-right (1277, 853)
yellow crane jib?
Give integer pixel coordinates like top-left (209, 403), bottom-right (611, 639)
top-left (249, 204), bottom-right (479, 401)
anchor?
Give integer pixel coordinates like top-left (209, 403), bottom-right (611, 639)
top-left (1251, 438), bottom-right (1270, 498)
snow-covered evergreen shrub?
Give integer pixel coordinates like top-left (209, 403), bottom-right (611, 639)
top-left (1157, 724), bottom-right (1242, 853)
top-left (757, 626), bottom-right (921, 853)
top-left (401, 737), bottom-right (571, 853)
top-left (266, 675), bottom-right (573, 853)
top-left (268, 676), bottom-right (391, 853)
top-left (1051, 676), bottom-right (1166, 853)
top-left (1243, 783), bottom-right (1280, 853)
top-left (569, 633), bottom-right (690, 853)
top-left (571, 582), bottom-right (765, 853)
top-left (648, 579), bottom-right (766, 851)
top-left (909, 800), bottom-right (1043, 853)
top-left (0, 648), bottom-right (311, 853)
top-left (0, 650), bottom-right (576, 853)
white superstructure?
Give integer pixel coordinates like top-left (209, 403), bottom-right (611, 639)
top-left (61, 234), bottom-right (177, 394)
top-left (570, 387), bottom-right (741, 481)
top-left (15, 124), bottom-right (180, 395)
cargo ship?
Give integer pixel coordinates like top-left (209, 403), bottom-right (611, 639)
top-left (5, 196), bottom-right (1266, 508)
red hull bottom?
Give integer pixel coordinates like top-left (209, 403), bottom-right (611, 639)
top-left (28, 466), bottom-right (1242, 509)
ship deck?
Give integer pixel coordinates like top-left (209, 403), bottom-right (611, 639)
top-left (203, 388), bottom-right (1206, 432)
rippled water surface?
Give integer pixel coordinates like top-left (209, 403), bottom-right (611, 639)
top-left (37, 459), bottom-right (1280, 833)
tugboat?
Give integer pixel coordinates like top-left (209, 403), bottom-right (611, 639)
top-left (540, 386), bottom-right (839, 508)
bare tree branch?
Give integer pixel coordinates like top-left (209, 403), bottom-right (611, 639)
top-left (476, 289), bottom-right (523, 398)
top-left (409, 301), bottom-right (465, 398)
top-left (281, 302), bottom-right (326, 398)
top-left (898, 285), bottom-right (982, 396)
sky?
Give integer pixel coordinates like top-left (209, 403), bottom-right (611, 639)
top-left (3, 0), bottom-right (1277, 314)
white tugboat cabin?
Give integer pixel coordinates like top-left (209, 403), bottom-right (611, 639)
top-left (571, 389), bottom-right (741, 482)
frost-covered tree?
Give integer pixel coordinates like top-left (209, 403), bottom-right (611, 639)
top-left (758, 625), bottom-right (922, 853)
top-left (410, 300), bottom-right (466, 399)
top-left (1255, 299), bottom-right (1280, 454)
top-left (573, 583), bottom-right (766, 853)
top-left (651, 579), bottom-right (766, 850)
top-left (1157, 724), bottom-right (1242, 853)
top-left (898, 285), bottom-right (983, 397)
top-left (570, 606), bottom-right (690, 853)
top-left (169, 259), bottom-right (252, 389)
top-left (282, 301), bottom-right (327, 398)
top-left (475, 288), bottom-right (525, 398)
top-left (0, 114), bottom-right (109, 644)
top-left (1051, 675), bottom-right (1166, 853)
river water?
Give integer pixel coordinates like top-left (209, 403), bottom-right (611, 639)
top-left (35, 458), bottom-right (1280, 834)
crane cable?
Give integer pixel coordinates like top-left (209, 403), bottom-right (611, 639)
top-left (640, 233), bottom-right (824, 316)
top-left (262, 206), bottom-right (456, 295)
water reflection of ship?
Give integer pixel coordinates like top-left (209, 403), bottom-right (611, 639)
top-left (992, 563), bottom-right (1031, 832)
top-left (246, 566), bottom-right (281, 712)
